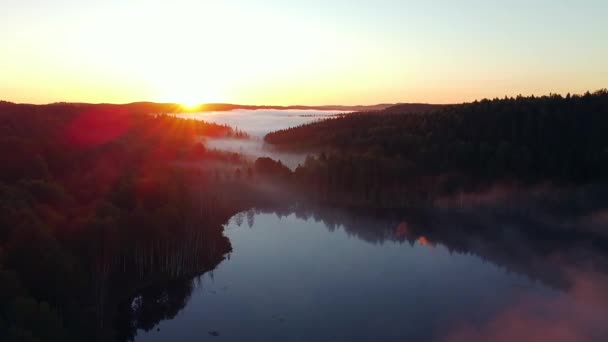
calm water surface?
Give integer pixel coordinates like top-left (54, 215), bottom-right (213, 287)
top-left (131, 210), bottom-right (600, 342)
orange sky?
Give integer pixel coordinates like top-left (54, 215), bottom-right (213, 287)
top-left (1, 1), bottom-right (607, 105)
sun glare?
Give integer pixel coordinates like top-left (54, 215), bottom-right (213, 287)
top-left (180, 101), bottom-right (200, 111)
top-left (157, 82), bottom-right (221, 112)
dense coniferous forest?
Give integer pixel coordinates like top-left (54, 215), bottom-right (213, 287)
top-left (0, 102), bottom-right (260, 341)
top-left (263, 91), bottom-right (608, 206)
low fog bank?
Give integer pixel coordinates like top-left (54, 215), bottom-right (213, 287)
top-left (182, 109), bottom-right (347, 169)
top-left (178, 109), bottom-right (346, 138)
top-left (203, 137), bottom-right (311, 169)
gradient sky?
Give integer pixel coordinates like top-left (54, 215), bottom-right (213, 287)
top-left (1, 0), bottom-right (607, 105)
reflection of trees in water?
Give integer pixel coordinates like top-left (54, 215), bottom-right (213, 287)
top-left (97, 222), bottom-right (230, 342)
top-left (114, 278), bottom-right (196, 342)
top-left (110, 186), bottom-right (608, 341)
top-left (253, 189), bottom-right (608, 292)
top-left (104, 182), bottom-right (278, 341)
top-left (131, 281), bottom-right (193, 331)
top-left (247, 209), bottom-right (255, 228)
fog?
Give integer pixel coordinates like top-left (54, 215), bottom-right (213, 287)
top-left (202, 137), bottom-right (310, 169)
top-left (179, 109), bottom-right (346, 168)
top-left (180, 109), bottom-right (344, 138)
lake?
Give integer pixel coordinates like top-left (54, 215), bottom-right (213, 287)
top-left (132, 207), bottom-right (608, 342)
top-left (177, 109), bottom-right (346, 168)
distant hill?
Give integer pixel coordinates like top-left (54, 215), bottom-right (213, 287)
top-left (189, 103), bottom-right (440, 112)
top-left (0, 100), bottom-right (442, 114)
top-left (0, 101), bottom-right (183, 114)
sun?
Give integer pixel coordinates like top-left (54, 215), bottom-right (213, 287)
top-left (153, 76), bottom-right (225, 112)
top-left (180, 100), bottom-right (200, 111)
top-left (174, 92), bottom-right (203, 111)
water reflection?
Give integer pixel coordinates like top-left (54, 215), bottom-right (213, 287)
top-left (127, 203), bottom-right (608, 341)
top-left (107, 221), bottom-right (230, 342)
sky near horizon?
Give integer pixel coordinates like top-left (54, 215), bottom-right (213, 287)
top-left (1, 0), bottom-right (607, 105)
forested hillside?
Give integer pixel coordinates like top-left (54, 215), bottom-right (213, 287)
top-left (266, 90), bottom-right (608, 183)
top-left (0, 103), bottom-right (252, 341)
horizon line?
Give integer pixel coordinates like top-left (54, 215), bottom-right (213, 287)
top-left (2, 88), bottom-right (606, 108)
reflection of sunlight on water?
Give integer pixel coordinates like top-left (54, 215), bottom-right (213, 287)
top-left (417, 236), bottom-right (434, 247)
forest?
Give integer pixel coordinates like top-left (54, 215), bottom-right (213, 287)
top-left (264, 90), bottom-right (608, 206)
top-left (0, 102), bottom-right (261, 341)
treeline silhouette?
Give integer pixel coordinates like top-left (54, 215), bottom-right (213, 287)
top-left (263, 90), bottom-right (608, 206)
top-left (0, 102), bottom-right (259, 341)
top-left (0, 100), bottom-right (418, 114)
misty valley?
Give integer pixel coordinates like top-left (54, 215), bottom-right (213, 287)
top-left (1, 92), bottom-right (608, 342)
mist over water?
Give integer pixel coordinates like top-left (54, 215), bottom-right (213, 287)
top-left (178, 109), bottom-right (346, 168)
